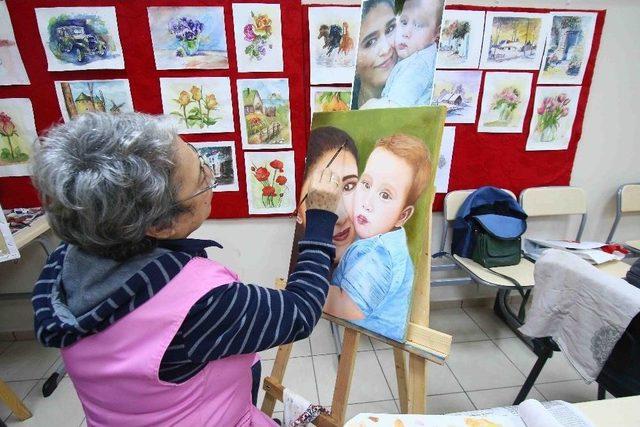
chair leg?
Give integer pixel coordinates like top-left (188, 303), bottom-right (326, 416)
top-left (513, 349), bottom-right (552, 405)
top-left (0, 379), bottom-right (32, 421)
top-left (598, 383), bottom-right (606, 400)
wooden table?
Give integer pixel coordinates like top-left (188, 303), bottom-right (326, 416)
top-left (12, 215), bottom-right (50, 251)
top-left (575, 395), bottom-right (640, 427)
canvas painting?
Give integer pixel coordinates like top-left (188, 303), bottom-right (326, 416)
top-left (54, 79), bottom-right (133, 122)
top-left (310, 87), bottom-right (352, 113)
top-left (160, 77), bottom-right (234, 135)
top-left (538, 13), bottom-right (597, 85)
top-left (0, 206), bottom-right (20, 262)
top-left (0, 2), bottom-right (29, 86)
top-left (432, 70), bottom-right (482, 124)
top-left (194, 141), bottom-right (239, 192)
top-left (232, 3), bottom-right (283, 73)
top-left (435, 126), bottom-right (455, 193)
top-left (436, 10), bottom-right (485, 69)
top-left (244, 150), bottom-right (296, 215)
top-left (35, 7), bottom-right (124, 71)
top-left (478, 72), bottom-right (533, 133)
top-left (480, 12), bottom-right (550, 71)
top-left (351, 0), bottom-right (445, 110)
top-left (290, 107), bottom-right (445, 342)
top-left (0, 98), bottom-right (37, 177)
top-left (526, 86), bottom-right (581, 151)
top-left (308, 7), bottom-right (361, 84)
top-left (148, 7), bottom-right (228, 70)
top-left (237, 78), bottom-right (291, 150)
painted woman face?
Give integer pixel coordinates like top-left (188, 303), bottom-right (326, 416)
top-left (355, 3), bottom-right (398, 91)
top-left (298, 150), bottom-right (359, 262)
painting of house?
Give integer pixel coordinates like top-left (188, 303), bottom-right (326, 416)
top-left (55, 79), bottom-right (134, 122)
top-left (432, 70), bottom-right (482, 124)
top-left (436, 10), bottom-right (485, 69)
top-left (243, 88), bottom-right (264, 115)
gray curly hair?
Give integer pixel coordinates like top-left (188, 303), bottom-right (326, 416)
top-left (32, 112), bottom-right (190, 260)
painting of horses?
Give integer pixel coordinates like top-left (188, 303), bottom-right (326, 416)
top-left (35, 7), bottom-right (125, 71)
top-left (308, 6), bottom-right (361, 84)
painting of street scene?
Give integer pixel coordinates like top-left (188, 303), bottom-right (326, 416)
top-left (238, 78), bottom-right (291, 150)
top-left (436, 10), bottom-right (485, 69)
top-left (55, 79), bottom-right (134, 122)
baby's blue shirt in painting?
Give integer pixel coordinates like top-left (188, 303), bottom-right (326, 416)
top-left (332, 228), bottom-right (414, 342)
top-left (380, 43), bottom-right (437, 107)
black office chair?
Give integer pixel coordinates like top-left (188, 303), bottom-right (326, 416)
top-left (514, 312), bottom-right (640, 404)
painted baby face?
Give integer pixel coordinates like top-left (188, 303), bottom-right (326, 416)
top-left (352, 147), bottom-right (414, 239)
top-left (395, 0), bottom-right (441, 59)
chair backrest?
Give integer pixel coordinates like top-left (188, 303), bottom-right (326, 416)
top-left (607, 183), bottom-right (640, 243)
top-left (519, 186), bottom-right (587, 241)
top-left (440, 188), bottom-right (516, 251)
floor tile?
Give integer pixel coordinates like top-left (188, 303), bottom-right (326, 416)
top-left (79, 419), bottom-right (87, 427)
top-left (314, 351), bottom-right (393, 406)
top-left (425, 393), bottom-right (476, 414)
top-left (429, 309), bottom-right (490, 343)
top-left (376, 349), bottom-right (462, 398)
top-left (447, 341), bottom-right (526, 391)
top-left (309, 320), bottom-right (374, 355)
top-left (257, 356), bottom-right (318, 412)
top-left (536, 380), bottom-right (599, 404)
top-left (493, 338), bottom-right (581, 384)
top-left (463, 306), bottom-right (516, 339)
top-left (0, 340), bottom-right (11, 355)
top-left (0, 380), bottom-right (37, 422)
top-left (345, 400), bottom-right (397, 421)
top-left (467, 386), bottom-right (545, 410)
top-left (259, 338), bottom-right (311, 361)
top-left (371, 340), bottom-right (392, 351)
top-left (0, 341), bottom-right (60, 381)
top-left (4, 377), bottom-right (84, 426)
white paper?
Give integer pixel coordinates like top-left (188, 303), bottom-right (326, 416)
top-left (35, 7), bottom-right (125, 71)
top-left (538, 13), bottom-right (597, 85)
top-left (0, 207), bottom-right (20, 263)
top-left (480, 12), bottom-right (551, 71)
top-left (54, 79), bottom-right (134, 122)
top-left (309, 86), bottom-right (352, 114)
top-left (437, 9), bottom-right (485, 69)
top-left (345, 413), bottom-right (525, 427)
top-left (526, 86), bottom-right (581, 151)
top-left (193, 141), bottom-right (239, 192)
top-left (160, 77), bottom-right (235, 135)
top-left (244, 150), bottom-right (296, 215)
top-left (0, 98), bottom-right (37, 177)
top-left (237, 78), bottom-right (292, 150)
top-left (308, 7), bottom-right (361, 84)
top-left (478, 72), bottom-right (533, 133)
top-left (519, 399), bottom-right (563, 427)
top-left (0, 1), bottom-right (29, 86)
top-left (232, 3), bottom-right (283, 73)
top-left (526, 239), bottom-right (604, 251)
top-left (524, 238), bottom-right (622, 265)
top-left (435, 126), bottom-right (455, 193)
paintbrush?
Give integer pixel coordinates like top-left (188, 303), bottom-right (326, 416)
top-left (295, 140), bottom-right (347, 212)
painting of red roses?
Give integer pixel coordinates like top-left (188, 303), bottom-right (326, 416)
top-left (244, 150), bottom-right (295, 214)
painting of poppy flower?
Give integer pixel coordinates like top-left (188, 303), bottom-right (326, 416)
top-left (244, 150), bottom-right (295, 215)
top-left (0, 98), bottom-right (37, 178)
top-left (232, 3), bottom-right (283, 72)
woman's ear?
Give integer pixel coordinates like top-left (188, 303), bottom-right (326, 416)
top-left (146, 223), bottom-right (176, 240)
top-left (394, 205), bottom-right (415, 228)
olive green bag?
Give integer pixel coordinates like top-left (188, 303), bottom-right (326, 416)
top-left (471, 219), bottom-right (522, 268)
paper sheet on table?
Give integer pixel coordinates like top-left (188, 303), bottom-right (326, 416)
top-left (344, 413), bottom-right (525, 426)
top-left (524, 238), bottom-right (623, 264)
top-left (526, 238), bottom-right (605, 250)
top-left (0, 207), bottom-right (20, 263)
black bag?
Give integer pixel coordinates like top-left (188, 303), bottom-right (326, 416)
top-left (626, 258), bottom-right (640, 288)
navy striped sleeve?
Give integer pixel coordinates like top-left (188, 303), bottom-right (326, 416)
top-left (169, 209), bottom-right (337, 364)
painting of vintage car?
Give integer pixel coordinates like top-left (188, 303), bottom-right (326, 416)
top-left (54, 25), bottom-right (108, 63)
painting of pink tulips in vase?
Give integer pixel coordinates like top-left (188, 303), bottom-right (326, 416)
top-left (478, 72), bottom-right (532, 133)
top-left (526, 86), bottom-right (581, 151)
top-left (244, 151), bottom-right (295, 215)
top-left (0, 99), bottom-right (37, 177)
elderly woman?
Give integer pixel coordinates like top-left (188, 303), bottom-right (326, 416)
top-left (30, 113), bottom-right (341, 426)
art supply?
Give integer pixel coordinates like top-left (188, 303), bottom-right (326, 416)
top-left (295, 140), bottom-right (347, 212)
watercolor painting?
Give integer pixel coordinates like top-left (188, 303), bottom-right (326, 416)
top-left (437, 10), bottom-right (485, 69)
top-left (0, 2), bottom-right (29, 86)
top-left (35, 7), bottom-right (124, 71)
top-left (0, 98), bottom-right (37, 177)
top-left (435, 126), bottom-right (455, 193)
top-left (244, 150), bottom-right (295, 215)
top-left (480, 12), bottom-right (550, 71)
top-left (526, 86), bottom-right (581, 151)
top-left (0, 207), bottom-right (20, 262)
top-left (432, 70), bottom-right (482, 124)
top-left (54, 79), bottom-right (134, 122)
top-left (308, 7), bottom-right (361, 84)
top-left (310, 86), bottom-right (352, 113)
top-left (194, 141), bottom-right (239, 192)
top-left (538, 13), bottom-right (597, 85)
top-left (237, 78), bottom-right (291, 150)
top-left (160, 77), bottom-right (234, 135)
top-left (232, 3), bottom-right (283, 73)
top-left (148, 7), bottom-right (228, 70)
top-left (478, 72), bottom-right (533, 133)
top-left (299, 107), bottom-right (445, 342)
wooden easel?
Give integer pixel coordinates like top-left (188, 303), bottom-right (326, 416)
top-left (261, 195), bottom-right (453, 426)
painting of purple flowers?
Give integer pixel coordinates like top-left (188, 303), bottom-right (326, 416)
top-left (526, 85), bottom-right (581, 151)
top-left (233, 3), bottom-right (283, 73)
top-left (148, 7), bottom-right (228, 70)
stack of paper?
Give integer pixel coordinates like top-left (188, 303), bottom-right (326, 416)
top-left (524, 238), bottom-right (624, 265)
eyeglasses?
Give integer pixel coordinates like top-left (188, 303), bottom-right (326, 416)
top-left (175, 143), bottom-right (217, 205)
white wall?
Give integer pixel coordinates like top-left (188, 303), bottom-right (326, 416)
top-left (1, 0), bottom-right (639, 332)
